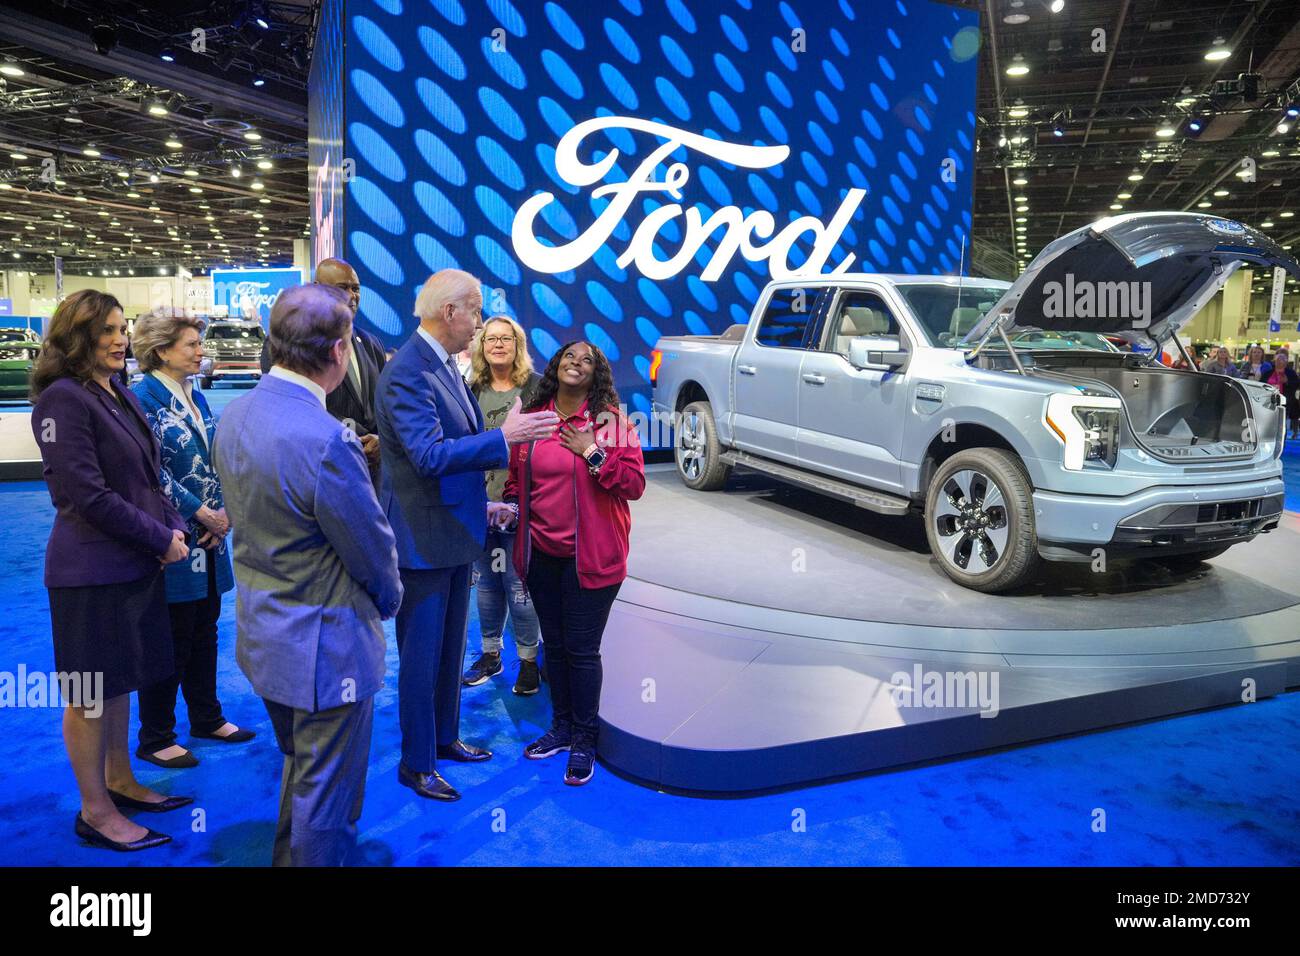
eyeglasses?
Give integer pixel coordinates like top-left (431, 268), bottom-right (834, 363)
top-left (482, 335), bottom-right (514, 346)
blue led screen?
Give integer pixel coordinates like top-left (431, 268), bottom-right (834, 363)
top-left (334, 0), bottom-right (980, 418)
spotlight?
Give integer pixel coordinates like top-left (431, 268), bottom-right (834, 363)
top-left (1050, 0), bottom-right (1065, 11)
top-left (1005, 54), bottom-right (1030, 77)
top-left (1188, 118), bottom-right (1204, 133)
top-left (160, 48), bottom-right (175, 63)
top-left (1288, 107), bottom-right (1300, 119)
top-left (1052, 125), bottom-right (1064, 137)
top-left (252, 75), bottom-right (266, 88)
top-left (90, 21), bottom-right (118, 56)
top-left (1204, 37), bottom-right (1230, 62)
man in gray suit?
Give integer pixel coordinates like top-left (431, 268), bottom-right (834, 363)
top-left (214, 283), bottom-right (402, 866)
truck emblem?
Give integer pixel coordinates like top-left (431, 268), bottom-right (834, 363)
top-left (1206, 218), bottom-right (1246, 235)
top-left (511, 115), bottom-right (867, 283)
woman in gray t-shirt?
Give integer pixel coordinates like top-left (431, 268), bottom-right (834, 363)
top-left (463, 316), bottom-right (543, 695)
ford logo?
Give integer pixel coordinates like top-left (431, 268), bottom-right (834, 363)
top-left (1207, 218), bottom-right (1247, 235)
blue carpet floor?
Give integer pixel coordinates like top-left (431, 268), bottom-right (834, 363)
top-left (1, 387), bottom-right (1297, 866)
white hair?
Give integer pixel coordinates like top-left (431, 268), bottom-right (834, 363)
top-left (414, 269), bottom-right (480, 324)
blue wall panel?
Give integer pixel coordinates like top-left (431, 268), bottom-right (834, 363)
top-left (332, 0), bottom-right (980, 416)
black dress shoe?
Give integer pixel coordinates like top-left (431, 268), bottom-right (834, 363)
top-left (135, 745), bottom-right (199, 769)
top-left (191, 727), bottom-right (256, 743)
top-left (397, 764), bottom-right (461, 801)
top-left (436, 739), bottom-right (493, 762)
top-left (108, 790), bottom-right (195, 813)
top-left (75, 813), bottom-right (171, 851)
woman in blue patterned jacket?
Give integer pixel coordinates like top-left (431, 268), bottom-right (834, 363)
top-left (131, 310), bottom-right (253, 768)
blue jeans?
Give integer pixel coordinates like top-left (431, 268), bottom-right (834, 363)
top-left (473, 529), bottom-right (540, 660)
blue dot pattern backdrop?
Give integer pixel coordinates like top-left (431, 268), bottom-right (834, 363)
top-left (317, 0), bottom-right (980, 423)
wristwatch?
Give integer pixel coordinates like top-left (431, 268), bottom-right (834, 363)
top-left (584, 444), bottom-right (608, 474)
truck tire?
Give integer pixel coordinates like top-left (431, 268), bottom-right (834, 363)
top-left (676, 401), bottom-right (731, 491)
top-left (924, 448), bottom-right (1040, 593)
top-left (1152, 546), bottom-right (1230, 575)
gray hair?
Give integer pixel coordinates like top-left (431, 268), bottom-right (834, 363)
top-left (266, 283), bottom-right (353, 375)
top-left (414, 268), bottom-right (480, 324)
top-left (132, 309), bottom-right (205, 372)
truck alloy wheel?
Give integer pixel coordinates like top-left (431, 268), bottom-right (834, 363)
top-left (676, 401), bottom-right (731, 491)
top-left (924, 448), bottom-right (1039, 592)
top-left (932, 468), bottom-right (1009, 573)
top-left (678, 409), bottom-right (706, 480)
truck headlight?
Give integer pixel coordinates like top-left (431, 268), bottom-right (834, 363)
top-left (1044, 393), bottom-right (1123, 470)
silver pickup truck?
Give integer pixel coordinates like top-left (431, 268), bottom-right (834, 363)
top-left (651, 213), bottom-right (1297, 592)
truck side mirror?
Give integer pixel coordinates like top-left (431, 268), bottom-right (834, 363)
top-left (849, 335), bottom-right (908, 370)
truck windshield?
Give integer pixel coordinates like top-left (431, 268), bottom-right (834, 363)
top-left (894, 284), bottom-right (1011, 347)
top-left (1006, 330), bottom-right (1118, 351)
top-left (206, 325), bottom-right (265, 340)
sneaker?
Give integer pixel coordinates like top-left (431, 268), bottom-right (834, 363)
top-left (462, 652), bottom-right (503, 687)
top-left (524, 724), bottom-right (571, 759)
top-left (564, 734), bottom-right (596, 786)
top-left (513, 659), bottom-right (541, 696)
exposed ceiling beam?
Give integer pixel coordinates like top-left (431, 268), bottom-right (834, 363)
top-left (0, 7), bottom-right (306, 130)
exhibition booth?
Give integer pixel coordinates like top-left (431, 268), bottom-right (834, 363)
top-left (304, 0), bottom-right (1300, 793)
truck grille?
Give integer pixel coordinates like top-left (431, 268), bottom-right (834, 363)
top-left (1112, 494), bottom-right (1284, 548)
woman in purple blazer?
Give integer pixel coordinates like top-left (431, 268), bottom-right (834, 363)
top-left (31, 290), bottom-right (194, 853)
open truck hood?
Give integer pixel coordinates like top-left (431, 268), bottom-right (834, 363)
top-left (963, 212), bottom-right (1300, 348)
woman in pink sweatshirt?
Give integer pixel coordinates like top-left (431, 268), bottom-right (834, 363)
top-left (500, 340), bottom-right (645, 786)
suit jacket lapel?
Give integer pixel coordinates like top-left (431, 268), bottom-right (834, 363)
top-left (99, 381), bottom-right (158, 469)
top-left (434, 359), bottom-right (478, 431)
top-left (148, 373), bottom-right (208, 453)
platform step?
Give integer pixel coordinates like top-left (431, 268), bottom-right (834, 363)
top-left (720, 450), bottom-right (911, 515)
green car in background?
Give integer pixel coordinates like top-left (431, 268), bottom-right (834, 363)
top-left (0, 338), bottom-right (39, 403)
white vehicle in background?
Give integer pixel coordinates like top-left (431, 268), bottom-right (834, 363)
top-left (199, 318), bottom-right (266, 388)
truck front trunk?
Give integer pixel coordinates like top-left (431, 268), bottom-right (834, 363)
top-left (1028, 354), bottom-right (1259, 460)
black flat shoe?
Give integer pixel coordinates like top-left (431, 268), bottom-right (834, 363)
top-left (135, 746), bottom-right (199, 769)
top-left (436, 739), bottom-right (493, 762)
top-left (191, 727), bottom-right (256, 743)
top-left (108, 790), bottom-right (195, 813)
top-left (397, 764), bottom-right (461, 801)
top-left (75, 813), bottom-right (171, 851)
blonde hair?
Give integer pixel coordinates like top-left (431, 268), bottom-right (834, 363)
top-left (470, 315), bottom-right (533, 390)
top-left (414, 268), bottom-right (480, 324)
top-left (132, 309), bottom-right (206, 373)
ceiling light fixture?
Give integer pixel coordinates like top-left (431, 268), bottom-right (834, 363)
top-left (1204, 38), bottom-right (1230, 61)
top-left (1005, 53), bottom-right (1030, 77)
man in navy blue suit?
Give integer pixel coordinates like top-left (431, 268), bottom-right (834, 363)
top-left (377, 269), bottom-right (559, 801)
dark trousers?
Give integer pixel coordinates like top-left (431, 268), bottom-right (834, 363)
top-left (525, 550), bottom-right (621, 738)
top-left (137, 562), bottom-right (226, 752)
top-left (264, 696), bottom-right (373, 867)
top-left (395, 564), bottom-right (471, 773)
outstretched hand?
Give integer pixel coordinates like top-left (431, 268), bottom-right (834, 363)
top-left (501, 396), bottom-right (559, 445)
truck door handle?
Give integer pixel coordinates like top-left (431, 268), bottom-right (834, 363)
top-left (737, 364), bottom-right (757, 375)
top-left (802, 373), bottom-right (826, 385)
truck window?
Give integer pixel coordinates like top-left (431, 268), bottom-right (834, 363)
top-left (755, 287), bottom-right (818, 349)
top-left (821, 291), bottom-right (900, 356)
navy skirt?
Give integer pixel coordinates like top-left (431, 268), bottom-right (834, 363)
top-left (48, 571), bottom-right (175, 702)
